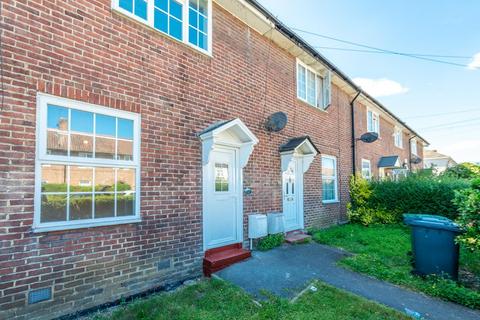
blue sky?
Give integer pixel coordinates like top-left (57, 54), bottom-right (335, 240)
top-left (257, 0), bottom-right (480, 163)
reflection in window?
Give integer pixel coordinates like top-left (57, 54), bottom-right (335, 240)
top-left (214, 163), bottom-right (229, 192)
top-left (39, 165), bottom-right (136, 223)
top-left (47, 105), bottom-right (69, 156)
top-left (70, 110), bottom-right (94, 158)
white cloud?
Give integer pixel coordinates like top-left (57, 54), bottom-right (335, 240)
top-left (468, 52), bottom-right (480, 70)
top-left (352, 78), bottom-right (409, 97)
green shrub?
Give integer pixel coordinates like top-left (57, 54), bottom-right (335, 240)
top-left (443, 163), bottom-right (480, 180)
top-left (347, 174), bottom-right (470, 225)
top-left (257, 233), bottom-right (285, 251)
top-left (454, 187), bottom-right (480, 252)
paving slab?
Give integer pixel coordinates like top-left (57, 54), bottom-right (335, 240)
top-left (215, 243), bottom-right (480, 320)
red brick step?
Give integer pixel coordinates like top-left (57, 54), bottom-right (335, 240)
top-left (203, 243), bottom-right (251, 277)
top-left (285, 230), bottom-right (312, 244)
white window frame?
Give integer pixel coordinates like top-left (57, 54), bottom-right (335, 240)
top-left (367, 109), bottom-right (380, 134)
top-left (361, 159), bottom-right (372, 180)
top-left (321, 155), bottom-right (338, 203)
top-left (411, 138), bottom-right (418, 156)
top-left (296, 59), bottom-right (331, 110)
top-left (111, 0), bottom-right (213, 56)
top-left (394, 127), bottom-right (403, 148)
top-left (34, 93), bottom-right (141, 232)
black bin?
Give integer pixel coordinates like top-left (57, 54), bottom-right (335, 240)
top-left (403, 214), bottom-right (462, 280)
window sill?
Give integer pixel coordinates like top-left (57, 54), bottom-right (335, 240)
top-left (322, 200), bottom-right (339, 205)
top-left (32, 217), bottom-right (141, 233)
top-left (297, 98), bottom-right (328, 113)
top-left (111, 7), bottom-right (212, 59)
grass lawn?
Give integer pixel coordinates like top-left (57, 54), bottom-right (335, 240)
top-left (93, 278), bottom-right (410, 320)
top-left (312, 224), bottom-right (480, 309)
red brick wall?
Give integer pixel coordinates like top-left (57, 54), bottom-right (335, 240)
top-left (0, 1), bottom-right (353, 318)
top-left (354, 102), bottom-right (424, 177)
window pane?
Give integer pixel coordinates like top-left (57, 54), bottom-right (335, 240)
top-left (307, 70), bottom-right (316, 106)
top-left (95, 167), bottom-right (115, 192)
top-left (117, 140), bottom-right (133, 161)
top-left (95, 114), bottom-right (116, 137)
top-left (117, 119), bottom-right (133, 140)
top-left (170, 17), bottom-right (183, 40)
top-left (322, 158), bottom-right (335, 176)
top-left (119, 0), bottom-right (133, 12)
top-left (198, 0), bottom-right (208, 15)
top-left (170, 0), bottom-right (183, 19)
top-left (71, 110), bottom-right (93, 133)
top-left (47, 105), bottom-right (68, 130)
top-left (215, 163), bottom-right (229, 192)
top-left (95, 115), bottom-right (116, 159)
top-left (134, 0), bottom-right (147, 19)
top-left (189, 8), bottom-right (198, 28)
top-left (95, 193), bottom-right (115, 218)
top-left (70, 134), bottom-right (93, 158)
top-left (70, 194), bottom-right (93, 220)
top-left (70, 166), bottom-right (93, 192)
top-left (189, 0), bottom-right (199, 10)
top-left (117, 192), bottom-right (135, 216)
top-left (198, 13), bottom-right (207, 33)
top-left (41, 194), bottom-right (67, 222)
top-left (199, 32), bottom-right (207, 50)
top-left (117, 168), bottom-right (136, 191)
top-left (189, 27), bottom-right (198, 45)
top-left (155, 0), bottom-right (168, 11)
top-left (322, 179), bottom-right (335, 201)
top-left (297, 65), bottom-right (306, 100)
top-left (41, 165), bottom-right (67, 192)
top-left (47, 105), bottom-right (69, 156)
top-left (154, 9), bottom-right (169, 33)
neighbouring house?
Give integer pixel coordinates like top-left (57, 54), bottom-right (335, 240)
top-left (354, 101), bottom-right (428, 181)
top-left (0, 0), bottom-right (427, 319)
top-left (423, 149), bottom-right (457, 174)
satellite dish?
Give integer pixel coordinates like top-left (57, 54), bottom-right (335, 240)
top-left (359, 132), bottom-right (378, 143)
top-left (265, 112), bottom-right (288, 132)
top-left (411, 156), bottom-right (422, 164)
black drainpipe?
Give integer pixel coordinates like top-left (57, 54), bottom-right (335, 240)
top-left (408, 135), bottom-right (417, 171)
top-left (350, 91), bottom-right (362, 176)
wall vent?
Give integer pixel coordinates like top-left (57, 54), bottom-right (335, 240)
top-left (28, 287), bottom-right (52, 304)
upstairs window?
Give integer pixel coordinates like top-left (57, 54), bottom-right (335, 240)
top-left (367, 110), bottom-right (380, 134)
top-left (113, 0), bottom-right (212, 54)
top-left (297, 60), bottom-right (331, 110)
top-left (411, 138), bottom-right (418, 156)
top-left (394, 128), bottom-right (403, 148)
top-left (35, 94), bottom-right (141, 232)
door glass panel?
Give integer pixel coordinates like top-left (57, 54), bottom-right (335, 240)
top-left (214, 163), bottom-right (229, 192)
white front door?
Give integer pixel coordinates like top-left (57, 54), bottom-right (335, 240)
top-left (204, 146), bottom-right (241, 250)
top-left (282, 158), bottom-right (303, 231)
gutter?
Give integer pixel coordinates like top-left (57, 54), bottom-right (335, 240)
top-left (350, 91), bottom-right (362, 176)
top-left (244, 0), bottom-right (430, 145)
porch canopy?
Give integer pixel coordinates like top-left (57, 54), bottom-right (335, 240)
top-left (279, 136), bottom-right (319, 172)
top-left (378, 155), bottom-right (403, 168)
top-left (198, 118), bottom-right (259, 167)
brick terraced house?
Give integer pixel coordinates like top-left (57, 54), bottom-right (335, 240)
top-left (0, 0), bottom-right (428, 318)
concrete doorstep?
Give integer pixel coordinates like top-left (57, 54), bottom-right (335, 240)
top-left (215, 243), bottom-right (480, 320)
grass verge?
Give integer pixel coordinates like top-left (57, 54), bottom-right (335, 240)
top-left (312, 224), bottom-right (480, 309)
top-left (92, 278), bottom-right (410, 320)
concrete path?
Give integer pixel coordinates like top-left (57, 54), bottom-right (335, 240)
top-left (215, 243), bottom-right (480, 320)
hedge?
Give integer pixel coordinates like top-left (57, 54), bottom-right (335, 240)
top-left (348, 174), bottom-right (471, 225)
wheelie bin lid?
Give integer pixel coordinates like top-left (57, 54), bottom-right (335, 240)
top-left (403, 214), bottom-right (462, 232)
